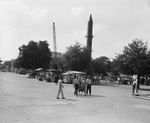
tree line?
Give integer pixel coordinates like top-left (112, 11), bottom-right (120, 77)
top-left (1, 39), bottom-right (150, 82)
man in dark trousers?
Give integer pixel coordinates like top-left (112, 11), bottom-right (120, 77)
top-left (86, 77), bottom-right (92, 95)
top-left (73, 76), bottom-right (79, 96)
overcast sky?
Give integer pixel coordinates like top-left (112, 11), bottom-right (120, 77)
top-left (1, 0), bottom-right (150, 61)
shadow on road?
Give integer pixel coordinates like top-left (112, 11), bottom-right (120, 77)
top-left (140, 93), bottom-right (150, 97)
top-left (78, 94), bottom-right (105, 98)
top-left (91, 94), bottom-right (105, 97)
top-left (139, 88), bottom-right (150, 91)
top-left (98, 84), bottom-right (118, 87)
top-left (64, 98), bottom-right (78, 101)
top-left (134, 97), bottom-right (150, 101)
top-left (134, 93), bottom-right (150, 101)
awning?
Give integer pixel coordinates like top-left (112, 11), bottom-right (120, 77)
top-left (62, 71), bottom-right (86, 75)
top-left (35, 68), bottom-right (43, 72)
top-left (103, 72), bottom-right (115, 77)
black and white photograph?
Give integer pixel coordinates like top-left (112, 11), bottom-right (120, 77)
top-left (0, 0), bottom-right (150, 122)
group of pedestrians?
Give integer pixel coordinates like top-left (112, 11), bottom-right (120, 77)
top-left (73, 76), bottom-right (92, 96)
top-left (56, 75), bottom-right (93, 99)
top-left (56, 74), bottom-right (140, 99)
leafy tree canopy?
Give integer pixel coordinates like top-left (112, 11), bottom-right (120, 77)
top-left (63, 41), bottom-right (89, 72)
top-left (115, 39), bottom-right (149, 76)
top-left (0, 58), bottom-right (3, 64)
top-left (92, 56), bottom-right (111, 75)
top-left (14, 40), bottom-right (51, 69)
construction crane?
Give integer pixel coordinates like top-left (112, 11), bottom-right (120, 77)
top-left (52, 22), bottom-right (61, 79)
top-left (53, 22), bottom-right (57, 63)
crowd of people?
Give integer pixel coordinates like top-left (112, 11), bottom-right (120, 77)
top-left (56, 74), bottom-right (141, 99)
top-left (73, 76), bottom-right (92, 96)
top-left (56, 75), bottom-right (93, 99)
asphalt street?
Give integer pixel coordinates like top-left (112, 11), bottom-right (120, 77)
top-left (0, 72), bottom-right (150, 123)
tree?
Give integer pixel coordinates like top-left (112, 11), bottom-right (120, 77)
top-left (92, 56), bottom-right (111, 75)
top-left (146, 51), bottom-right (150, 75)
top-left (3, 60), bottom-right (11, 71)
top-left (0, 59), bottom-right (4, 71)
top-left (121, 39), bottom-right (148, 75)
top-left (63, 41), bottom-right (88, 72)
top-left (38, 41), bottom-right (51, 69)
top-left (81, 47), bottom-right (92, 73)
top-left (115, 39), bottom-right (149, 87)
top-left (110, 58), bottom-right (120, 76)
top-left (0, 58), bottom-right (2, 64)
top-left (15, 40), bottom-right (51, 69)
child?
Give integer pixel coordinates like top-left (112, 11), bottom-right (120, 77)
top-left (56, 77), bottom-right (65, 99)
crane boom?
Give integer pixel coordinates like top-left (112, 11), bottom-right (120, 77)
top-left (53, 22), bottom-right (57, 63)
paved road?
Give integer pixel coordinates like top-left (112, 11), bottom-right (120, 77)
top-left (0, 72), bottom-right (150, 123)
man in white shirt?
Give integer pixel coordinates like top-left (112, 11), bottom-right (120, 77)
top-left (132, 75), bottom-right (138, 95)
top-left (56, 77), bottom-right (65, 99)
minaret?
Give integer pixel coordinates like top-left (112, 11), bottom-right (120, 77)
top-left (86, 14), bottom-right (93, 75)
top-left (86, 14), bottom-right (93, 51)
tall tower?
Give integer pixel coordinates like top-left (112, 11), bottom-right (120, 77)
top-left (53, 22), bottom-right (57, 63)
top-left (86, 14), bottom-right (93, 51)
top-left (86, 14), bottom-right (93, 75)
